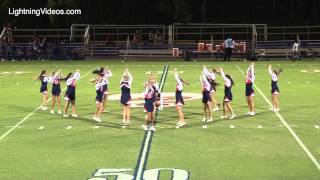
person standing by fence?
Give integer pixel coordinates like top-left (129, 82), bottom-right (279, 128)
top-left (224, 36), bottom-right (235, 61)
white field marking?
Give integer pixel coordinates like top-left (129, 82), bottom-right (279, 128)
top-left (202, 125), bottom-right (208, 129)
top-left (94, 126), bottom-right (100, 129)
top-left (157, 71), bottom-right (163, 74)
top-left (144, 71), bottom-right (152, 74)
top-left (38, 126), bottom-right (45, 130)
top-left (14, 71), bottom-right (29, 75)
top-left (0, 67), bottom-right (97, 141)
top-left (229, 125), bottom-right (235, 129)
top-left (135, 65), bottom-right (169, 180)
top-left (306, 82), bottom-right (311, 84)
top-left (257, 125), bottom-right (263, 129)
top-left (66, 126), bottom-right (72, 129)
top-left (175, 126), bottom-right (180, 129)
top-left (314, 125), bottom-right (320, 129)
top-left (288, 82), bottom-right (291, 84)
top-left (5, 126), bottom-right (24, 128)
top-left (236, 64), bottom-right (320, 171)
top-left (0, 72), bottom-right (9, 75)
top-left (122, 126), bottom-right (127, 129)
top-left (16, 83), bottom-right (21, 85)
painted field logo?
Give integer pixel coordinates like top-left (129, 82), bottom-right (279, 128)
top-left (108, 92), bottom-right (201, 108)
top-left (88, 168), bottom-right (189, 180)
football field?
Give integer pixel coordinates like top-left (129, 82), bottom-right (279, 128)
top-left (0, 59), bottom-right (320, 180)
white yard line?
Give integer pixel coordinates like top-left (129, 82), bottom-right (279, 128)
top-left (236, 65), bottom-right (320, 171)
top-left (134, 65), bottom-right (169, 180)
top-left (0, 67), bottom-right (96, 141)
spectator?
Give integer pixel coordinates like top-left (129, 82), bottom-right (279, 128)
top-left (224, 36), bottom-right (235, 61)
top-left (0, 38), bottom-right (7, 61)
top-left (148, 31), bottom-right (155, 44)
top-left (40, 37), bottom-right (48, 60)
top-left (133, 30), bottom-right (142, 43)
top-left (155, 30), bottom-right (162, 43)
top-left (105, 33), bottom-right (114, 46)
top-left (5, 23), bottom-right (13, 43)
top-left (291, 40), bottom-right (300, 61)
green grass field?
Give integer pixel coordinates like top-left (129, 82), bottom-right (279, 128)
top-left (0, 59), bottom-right (320, 180)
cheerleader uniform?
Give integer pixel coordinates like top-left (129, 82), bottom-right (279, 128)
top-left (50, 75), bottom-right (61, 96)
top-left (120, 72), bottom-right (132, 106)
top-left (64, 72), bottom-right (80, 101)
top-left (175, 72), bottom-right (184, 105)
top-left (269, 68), bottom-right (280, 95)
top-left (144, 85), bottom-right (155, 112)
top-left (95, 79), bottom-right (105, 104)
top-left (203, 67), bottom-right (217, 93)
top-left (221, 71), bottom-right (233, 102)
top-left (245, 65), bottom-right (255, 97)
top-left (102, 69), bottom-right (112, 95)
top-left (40, 75), bottom-right (48, 94)
top-left (200, 74), bottom-right (212, 104)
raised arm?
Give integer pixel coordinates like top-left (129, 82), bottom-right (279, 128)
top-left (268, 65), bottom-right (273, 76)
top-left (219, 68), bottom-right (228, 82)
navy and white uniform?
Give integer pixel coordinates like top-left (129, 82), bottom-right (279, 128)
top-left (95, 78), bottom-right (106, 104)
top-left (203, 67), bottom-right (217, 92)
top-left (39, 75), bottom-right (48, 94)
top-left (152, 83), bottom-right (160, 103)
top-left (269, 67), bottom-right (280, 95)
top-left (200, 74), bottom-right (212, 104)
top-left (120, 72), bottom-right (132, 106)
top-left (102, 69), bottom-right (112, 95)
top-left (64, 72), bottom-right (80, 101)
top-left (144, 85), bottom-right (155, 112)
top-left (221, 71), bottom-right (233, 102)
top-left (245, 65), bottom-right (255, 97)
top-left (50, 74), bottom-right (61, 96)
top-left (175, 72), bottom-right (184, 105)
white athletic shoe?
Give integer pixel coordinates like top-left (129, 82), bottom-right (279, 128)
top-left (142, 125), bottom-right (148, 131)
top-left (150, 126), bottom-right (156, 131)
top-left (50, 110), bottom-right (55, 114)
top-left (179, 122), bottom-right (186, 127)
top-left (57, 110), bottom-right (62, 114)
top-left (41, 106), bottom-right (46, 111)
top-left (207, 118), bottom-right (213, 122)
top-left (71, 114), bottom-right (78, 118)
top-left (269, 107), bottom-right (274, 111)
top-left (202, 116), bottom-right (207, 122)
top-left (249, 112), bottom-right (256, 116)
top-left (229, 114), bottom-right (236, 120)
top-left (94, 117), bottom-right (102, 123)
top-left (102, 110), bottom-right (110, 113)
top-left (122, 119), bottom-right (126, 124)
top-left (63, 114), bottom-right (69, 118)
top-left (274, 108), bottom-right (280, 112)
top-left (176, 122), bottom-right (181, 126)
top-left (220, 115), bottom-right (227, 119)
top-left (246, 112), bottom-right (251, 115)
top-left (213, 107), bottom-right (219, 112)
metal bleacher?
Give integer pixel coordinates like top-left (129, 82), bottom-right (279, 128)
top-left (2, 24), bottom-right (320, 60)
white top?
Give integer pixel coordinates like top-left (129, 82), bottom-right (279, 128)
top-left (200, 73), bottom-right (211, 91)
top-left (175, 72), bottom-right (183, 91)
top-left (246, 65), bottom-right (255, 82)
top-left (292, 42), bottom-right (299, 52)
top-left (220, 70), bottom-right (231, 87)
top-left (120, 71), bottom-right (133, 88)
top-left (66, 72), bottom-right (80, 86)
top-left (95, 78), bottom-right (107, 91)
top-left (225, 38), bottom-right (235, 48)
top-left (203, 67), bottom-right (216, 81)
top-left (268, 67), bottom-right (278, 81)
top-left (103, 69), bottom-right (112, 84)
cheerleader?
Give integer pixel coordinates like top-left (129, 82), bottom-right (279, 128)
top-left (49, 70), bottom-right (62, 114)
top-left (120, 68), bottom-right (132, 125)
top-left (203, 65), bottom-right (219, 111)
top-left (245, 63), bottom-right (255, 115)
top-left (268, 65), bottom-right (282, 111)
top-left (92, 69), bottom-right (106, 123)
top-left (142, 80), bottom-right (156, 131)
top-left (174, 68), bottom-right (189, 127)
top-left (220, 68), bottom-right (236, 119)
top-left (200, 72), bottom-right (213, 122)
top-left (63, 69), bottom-right (80, 118)
top-left (101, 67), bottom-right (112, 112)
top-left (37, 70), bottom-right (48, 110)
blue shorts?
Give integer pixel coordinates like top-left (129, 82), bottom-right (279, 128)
top-left (144, 99), bottom-right (154, 112)
top-left (96, 91), bottom-right (104, 104)
top-left (52, 85), bottom-right (61, 96)
top-left (65, 89), bottom-right (75, 101)
top-left (121, 93), bottom-right (131, 106)
top-left (202, 91), bottom-right (211, 104)
top-left (175, 91), bottom-right (184, 105)
top-left (40, 85), bottom-right (47, 94)
top-left (245, 82), bottom-right (254, 96)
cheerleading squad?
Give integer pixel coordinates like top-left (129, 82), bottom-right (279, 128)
top-left (36, 63), bottom-right (282, 131)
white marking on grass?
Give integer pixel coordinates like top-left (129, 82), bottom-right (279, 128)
top-left (314, 125), bottom-right (320, 129)
top-left (301, 70), bottom-right (308, 73)
top-left (236, 64), bottom-right (320, 171)
top-left (94, 126), bottom-right (100, 129)
top-left (202, 125), bottom-right (208, 129)
top-left (175, 126), bottom-right (180, 129)
top-left (122, 126), bottom-right (127, 129)
top-left (229, 125), bottom-right (235, 129)
top-left (134, 65), bottom-right (168, 180)
top-left (257, 125), bottom-right (263, 129)
top-left (66, 126), bottom-right (72, 129)
top-left (5, 126), bottom-right (24, 128)
top-left (306, 82), bottom-right (311, 84)
top-left (288, 82), bottom-right (291, 84)
top-left (38, 126), bottom-right (45, 130)
top-left (0, 67), bottom-right (97, 141)
top-left (0, 72), bottom-right (9, 75)
top-left (16, 83), bottom-right (20, 85)
top-left (157, 71), bottom-right (163, 74)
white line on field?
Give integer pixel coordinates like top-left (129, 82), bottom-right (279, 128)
top-left (66, 126), bottom-right (72, 129)
top-left (257, 125), bottom-right (263, 129)
top-left (202, 125), bottom-right (208, 129)
top-left (94, 126), bottom-right (100, 129)
top-left (314, 125), bottom-right (320, 129)
top-left (38, 126), bottom-right (45, 130)
top-left (0, 67), bottom-right (97, 141)
top-left (5, 126), bottom-right (24, 128)
top-left (134, 65), bottom-right (168, 180)
top-left (236, 64), bottom-right (320, 171)
top-left (229, 125), bottom-right (235, 129)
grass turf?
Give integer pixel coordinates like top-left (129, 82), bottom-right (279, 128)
top-left (0, 59), bottom-right (320, 180)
